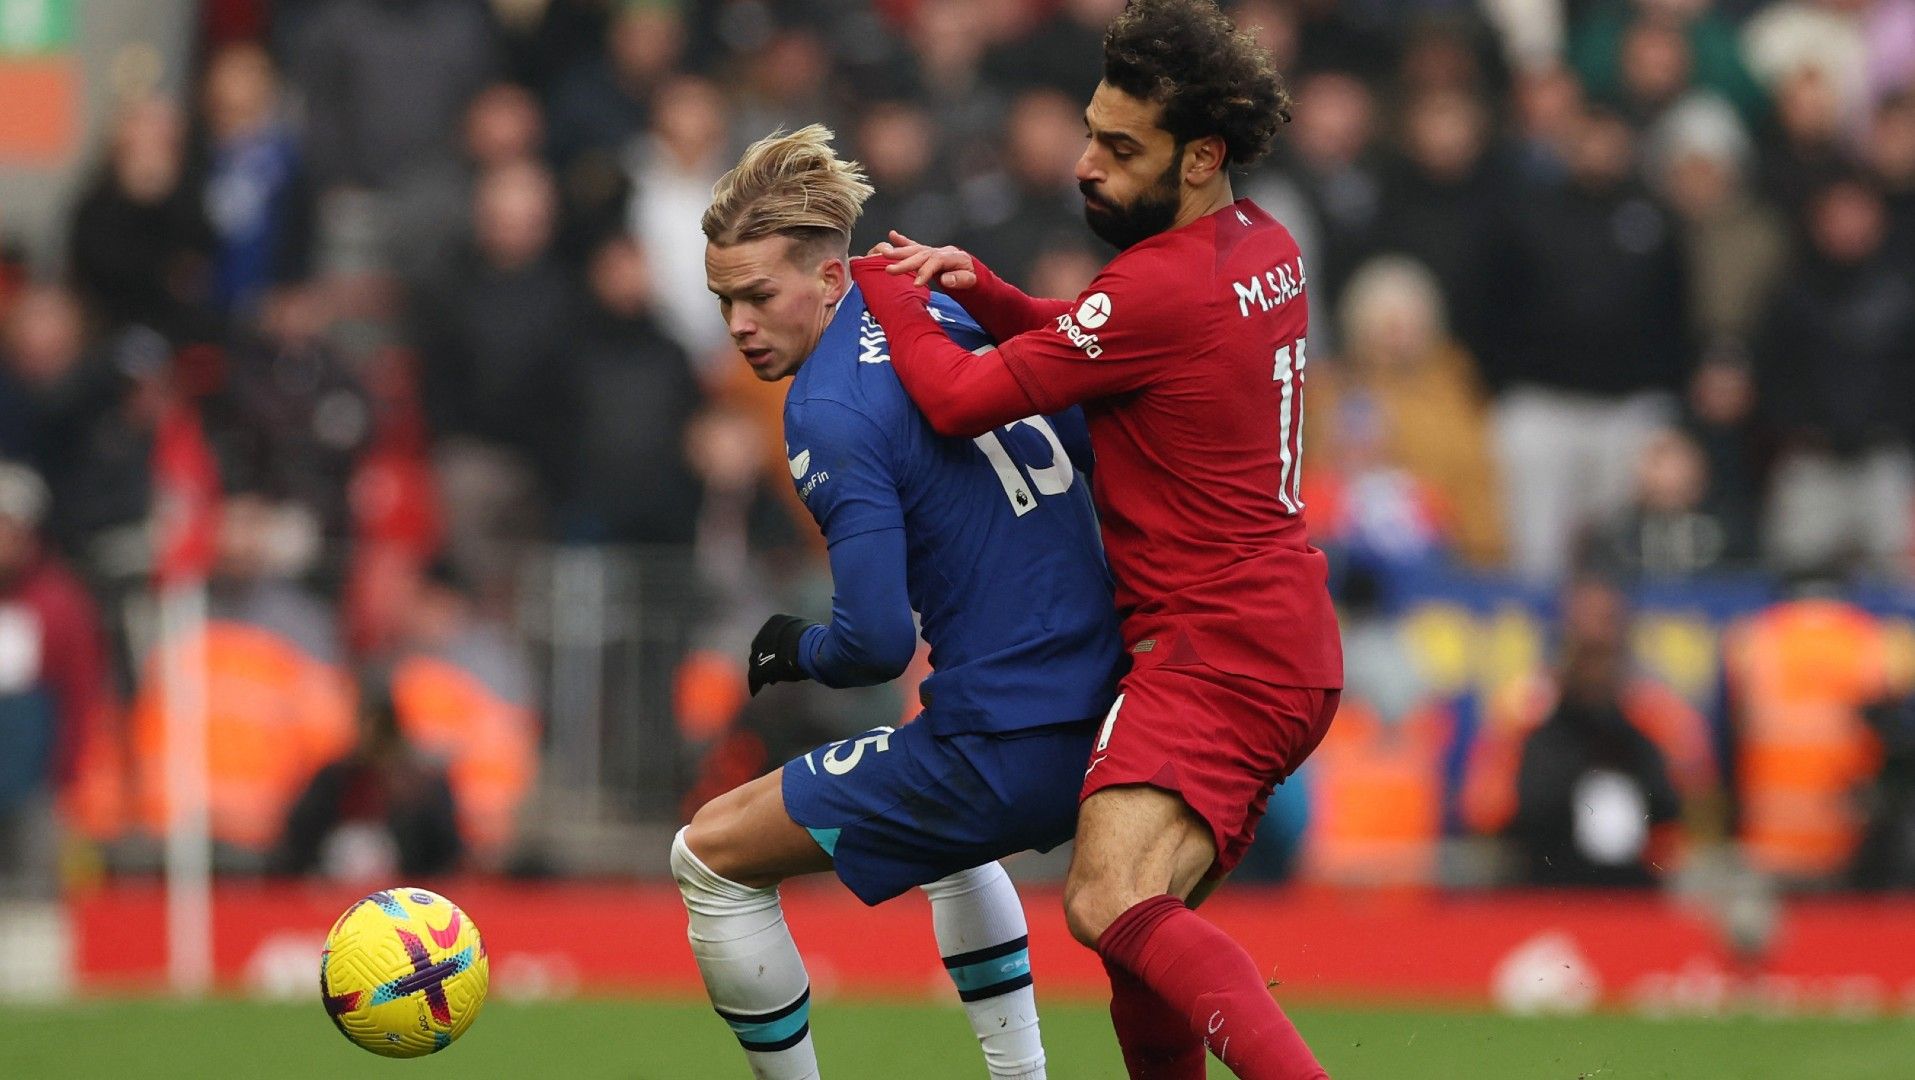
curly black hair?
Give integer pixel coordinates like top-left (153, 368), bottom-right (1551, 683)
top-left (1102, 0), bottom-right (1292, 168)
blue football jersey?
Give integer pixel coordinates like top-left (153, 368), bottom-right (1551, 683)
top-left (783, 287), bottom-right (1125, 734)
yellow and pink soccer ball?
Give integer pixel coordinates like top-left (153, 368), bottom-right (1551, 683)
top-left (319, 887), bottom-right (489, 1057)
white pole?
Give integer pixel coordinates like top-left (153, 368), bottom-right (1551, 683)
top-left (160, 582), bottom-right (212, 996)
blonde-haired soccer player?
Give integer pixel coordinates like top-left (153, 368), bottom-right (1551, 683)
top-left (669, 125), bottom-right (1126, 1079)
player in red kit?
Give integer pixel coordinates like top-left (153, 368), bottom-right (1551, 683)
top-left (849, 2), bottom-right (1341, 1077)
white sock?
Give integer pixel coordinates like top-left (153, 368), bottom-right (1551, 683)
top-left (921, 863), bottom-right (1046, 1080)
top-left (672, 828), bottom-right (820, 1080)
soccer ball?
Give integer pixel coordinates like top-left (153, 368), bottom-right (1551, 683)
top-left (319, 887), bottom-right (489, 1057)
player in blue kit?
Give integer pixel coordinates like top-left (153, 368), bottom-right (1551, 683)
top-left (669, 126), bottom-right (1125, 1080)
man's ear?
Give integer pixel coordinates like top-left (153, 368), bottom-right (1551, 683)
top-left (820, 255), bottom-right (851, 304)
top-left (1183, 135), bottom-right (1228, 186)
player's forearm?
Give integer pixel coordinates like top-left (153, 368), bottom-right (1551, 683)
top-left (883, 312), bottom-right (1041, 438)
top-left (959, 257), bottom-right (1073, 341)
top-left (801, 527), bottom-right (919, 688)
top-left (852, 259), bottom-right (1039, 437)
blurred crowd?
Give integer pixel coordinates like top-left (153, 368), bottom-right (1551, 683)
top-left (2, 0), bottom-right (1915, 898)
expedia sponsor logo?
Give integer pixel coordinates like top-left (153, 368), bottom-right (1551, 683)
top-left (1053, 312), bottom-right (1104, 358)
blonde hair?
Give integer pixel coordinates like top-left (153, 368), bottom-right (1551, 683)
top-left (702, 124), bottom-right (873, 260)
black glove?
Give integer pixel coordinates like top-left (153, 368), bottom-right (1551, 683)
top-left (748, 614), bottom-right (819, 696)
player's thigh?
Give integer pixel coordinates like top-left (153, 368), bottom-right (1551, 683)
top-left (682, 767), bottom-right (834, 889)
top-left (1063, 784), bottom-right (1217, 944)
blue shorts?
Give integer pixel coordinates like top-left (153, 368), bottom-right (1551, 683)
top-left (781, 717), bottom-right (1097, 906)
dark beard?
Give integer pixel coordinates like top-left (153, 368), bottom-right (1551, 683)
top-left (1081, 150), bottom-right (1183, 250)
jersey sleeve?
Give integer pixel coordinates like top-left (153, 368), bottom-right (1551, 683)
top-left (786, 399), bottom-right (919, 687)
top-left (994, 257), bottom-right (1187, 415)
top-left (798, 526), bottom-right (918, 687)
top-left (953, 256), bottom-right (1073, 340)
top-left (787, 398), bottom-right (907, 542)
top-left (926, 292), bottom-right (996, 354)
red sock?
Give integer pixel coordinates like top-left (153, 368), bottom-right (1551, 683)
top-left (1105, 956), bottom-right (1205, 1079)
top-left (1096, 894), bottom-right (1328, 1080)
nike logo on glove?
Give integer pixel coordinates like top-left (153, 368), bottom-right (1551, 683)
top-left (757, 653), bottom-right (776, 666)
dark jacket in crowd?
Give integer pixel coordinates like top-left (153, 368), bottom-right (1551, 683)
top-left (1505, 179), bottom-right (1690, 396)
top-left (289, 0), bottom-right (497, 190)
top-left (1511, 698), bottom-right (1682, 887)
top-left (1375, 155), bottom-right (1517, 381)
top-left (1755, 253), bottom-right (1915, 456)
top-left (414, 252), bottom-right (577, 482)
top-left (559, 309), bottom-right (703, 545)
top-left (68, 176), bottom-right (217, 342)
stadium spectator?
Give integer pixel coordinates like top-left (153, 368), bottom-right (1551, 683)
top-left (1678, 350), bottom-right (1770, 563)
top-left (625, 75), bottom-right (734, 367)
top-left (1587, 427), bottom-right (1746, 578)
top-left (1756, 65), bottom-right (1852, 214)
top-left (1023, 241), bottom-right (1104, 301)
top-left (683, 405), bottom-right (805, 608)
top-left (1311, 255), bottom-right (1505, 568)
top-left (1496, 578), bottom-right (1693, 887)
top-left (732, 28), bottom-right (843, 144)
top-left (850, 101), bottom-right (962, 257)
top-left (1851, 681), bottom-right (1915, 889)
top-left (543, 0), bottom-right (686, 170)
top-left (0, 463), bottom-right (113, 899)
top-left (1508, 63), bottom-right (1586, 187)
top-left (131, 493), bottom-right (355, 860)
top-left (1568, 0), bottom-right (1764, 125)
top-left (1298, 574), bottom-right (1449, 886)
top-left (901, 0), bottom-right (1013, 147)
top-left (1725, 590), bottom-right (1899, 882)
top-left (194, 41), bottom-right (315, 319)
top-left (286, 0), bottom-right (497, 194)
top-left (1742, 0), bottom-right (1871, 129)
top-left (1609, 15), bottom-right (1698, 129)
top-left (275, 669), bottom-right (463, 880)
top-left (1373, 88), bottom-right (1515, 383)
top-left (0, 286), bottom-right (156, 564)
top-left (1866, 90), bottom-right (1915, 252)
top-left (1258, 69), bottom-right (1384, 327)
top-left (963, 87), bottom-right (1094, 288)
top-left (1497, 107), bottom-right (1689, 580)
top-left (982, 0), bottom-right (1121, 99)
top-left (385, 560), bottom-right (537, 863)
top-left (1648, 93), bottom-right (1787, 351)
top-left (558, 234), bottom-right (703, 546)
top-left (214, 285), bottom-right (371, 582)
top-left (387, 81), bottom-right (549, 287)
top-left (1755, 173), bottom-right (1915, 578)
top-left (413, 159), bottom-right (574, 597)
top-left (1393, 14), bottom-right (1502, 98)
top-left (67, 99), bottom-right (216, 343)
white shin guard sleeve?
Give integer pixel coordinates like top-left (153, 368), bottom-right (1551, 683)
top-left (921, 863), bottom-right (1046, 1079)
top-left (672, 828), bottom-right (818, 1080)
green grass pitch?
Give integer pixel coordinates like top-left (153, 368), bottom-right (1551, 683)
top-left (2, 997), bottom-right (1912, 1078)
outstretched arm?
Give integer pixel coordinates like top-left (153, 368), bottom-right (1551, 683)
top-left (870, 231), bottom-right (1070, 340)
top-left (852, 256), bottom-right (1042, 438)
top-left (854, 254), bottom-right (1177, 437)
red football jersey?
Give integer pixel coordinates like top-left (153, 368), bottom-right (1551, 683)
top-left (858, 198), bottom-right (1342, 690)
top-left (994, 199), bottom-right (1340, 688)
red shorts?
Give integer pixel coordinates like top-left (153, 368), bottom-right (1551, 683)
top-left (1080, 652), bottom-right (1340, 875)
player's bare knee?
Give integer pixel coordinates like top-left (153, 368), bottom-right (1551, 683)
top-left (1063, 871), bottom-right (1135, 949)
top-left (681, 788), bottom-right (757, 885)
